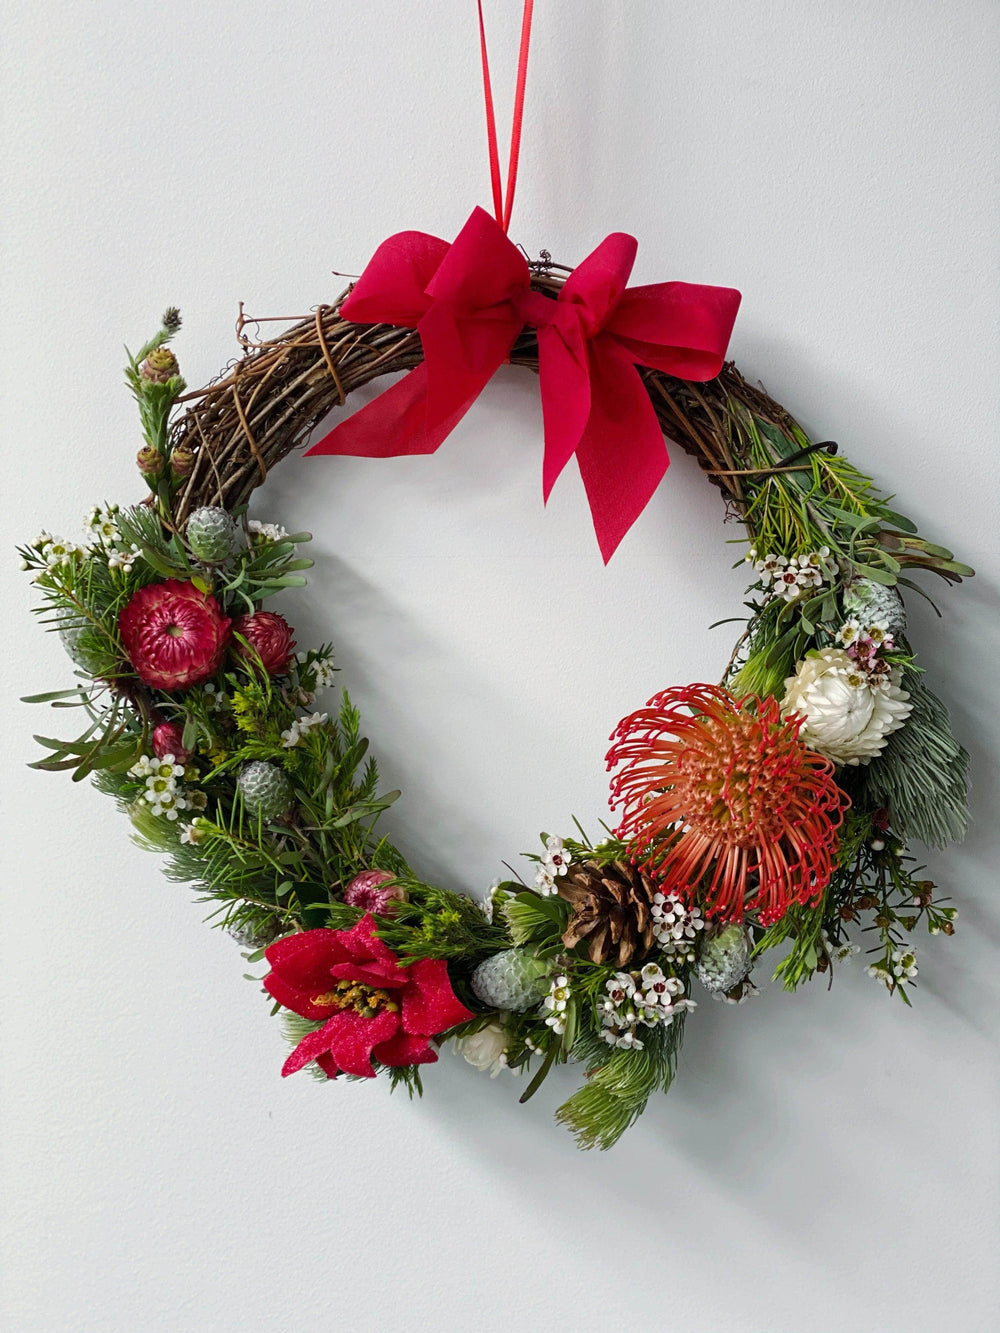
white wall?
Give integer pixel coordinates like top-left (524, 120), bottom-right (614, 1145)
top-left (2, 3), bottom-right (997, 1331)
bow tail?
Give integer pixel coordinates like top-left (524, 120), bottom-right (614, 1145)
top-left (573, 343), bottom-right (669, 563)
top-left (305, 363), bottom-right (460, 458)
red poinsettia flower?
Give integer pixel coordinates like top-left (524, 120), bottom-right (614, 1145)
top-left (264, 915), bottom-right (473, 1079)
top-left (119, 579), bottom-right (230, 691)
top-left (607, 683), bottom-right (849, 925)
top-left (232, 610), bottom-right (296, 676)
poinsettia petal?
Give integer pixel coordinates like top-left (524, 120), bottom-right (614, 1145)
top-left (373, 1030), bottom-right (439, 1068)
top-left (400, 958), bottom-right (474, 1036)
top-left (328, 960), bottom-right (407, 989)
top-left (326, 1009), bottom-right (400, 1078)
top-left (264, 969), bottom-right (343, 1021)
top-left (315, 1051), bottom-right (339, 1079)
top-left (281, 1020), bottom-right (339, 1077)
top-left (264, 929), bottom-right (348, 995)
top-left (338, 914), bottom-right (402, 970)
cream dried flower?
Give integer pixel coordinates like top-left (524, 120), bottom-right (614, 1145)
top-left (781, 648), bottom-right (912, 766)
top-left (453, 1023), bottom-right (509, 1077)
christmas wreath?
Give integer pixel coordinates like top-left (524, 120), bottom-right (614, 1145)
top-left (19, 256), bottom-right (971, 1147)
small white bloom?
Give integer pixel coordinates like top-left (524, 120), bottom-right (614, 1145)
top-left (454, 1023), bottom-right (509, 1077)
top-left (44, 537), bottom-right (87, 568)
top-left (479, 879), bottom-right (500, 924)
top-left (891, 947), bottom-right (918, 982)
top-left (85, 504), bottom-right (121, 543)
top-left (247, 519), bottom-right (289, 544)
top-left (867, 964), bottom-right (894, 990)
top-left (543, 835), bottom-right (571, 878)
top-left (542, 975), bottom-right (571, 1033)
top-left (534, 866), bottom-right (557, 896)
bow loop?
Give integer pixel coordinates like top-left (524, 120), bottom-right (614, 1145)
top-left (307, 212), bottom-right (740, 560)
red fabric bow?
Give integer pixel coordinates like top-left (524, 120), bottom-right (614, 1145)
top-left (306, 207), bottom-right (740, 561)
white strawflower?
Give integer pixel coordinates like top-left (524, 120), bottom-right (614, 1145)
top-left (453, 1023), bottom-right (509, 1077)
top-left (781, 648), bottom-right (912, 766)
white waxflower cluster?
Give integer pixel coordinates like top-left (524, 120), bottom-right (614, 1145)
top-left (746, 547), bottom-right (833, 602)
top-left (107, 544), bottom-right (142, 573)
top-left (541, 974), bottom-right (571, 1034)
top-left (32, 533), bottom-right (89, 570)
top-left (129, 754), bottom-right (208, 822)
top-left (280, 711), bottom-right (330, 748)
top-left (650, 892), bottom-right (704, 962)
top-left (599, 964), bottom-right (695, 1050)
top-left (534, 836), bottom-right (571, 896)
top-left (867, 946), bottom-right (918, 991)
top-left (84, 504), bottom-right (121, 544)
top-left (247, 519), bottom-right (289, 544)
top-left (295, 650), bottom-right (337, 690)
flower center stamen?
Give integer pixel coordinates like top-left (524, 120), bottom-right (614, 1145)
top-left (312, 979), bottom-right (399, 1018)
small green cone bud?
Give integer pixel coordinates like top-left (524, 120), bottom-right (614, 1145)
top-left (59, 622), bottom-right (108, 675)
top-left (186, 506), bottom-right (239, 563)
top-left (170, 443), bottom-right (196, 478)
top-left (471, 948), bottom-right (549, 1012)
top-left (842, 577), bottom-right (907, 636)
top-left (695, 923), bottom-right (752, 993)
top-left (141, 346), bottom-right (179, 383)
top-left (237, 760), bottom-right (293, 821)
top-left (137, 445), bottom-right (165, 478)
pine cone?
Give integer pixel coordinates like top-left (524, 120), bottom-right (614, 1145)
top-left (556, 860), bottom-right (657, 966)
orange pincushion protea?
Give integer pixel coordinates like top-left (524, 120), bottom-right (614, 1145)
top-left (606, 683), bottom-right (849, 925)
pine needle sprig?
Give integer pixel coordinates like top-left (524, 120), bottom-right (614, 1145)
top-left (854, 672), bottom-right (970, 847)
top-left (555, 1017), bottom-right (687, 1151)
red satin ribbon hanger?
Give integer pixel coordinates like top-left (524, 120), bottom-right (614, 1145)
top-left (306, 2), bottom-right (741, 562)
top-left (477, 0), bottom-right (534, 233)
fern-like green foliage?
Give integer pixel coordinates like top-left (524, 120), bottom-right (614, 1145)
top-left (556, 1017), bottom-right (687, 1151)
top-left (857, 673), bottom-right (970, 847)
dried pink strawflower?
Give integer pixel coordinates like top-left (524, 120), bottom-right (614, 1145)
top-left (343, 869), bottom-right (407, 915)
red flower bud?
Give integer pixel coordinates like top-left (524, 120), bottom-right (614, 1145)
top-left (119, 579), bottom-right (231, 692)
top-left (152, 721), bottom-right (192, 764)
top-left (232, 611), bottom-right (296, 676)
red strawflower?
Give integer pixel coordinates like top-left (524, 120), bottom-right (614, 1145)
top-left (119, 579), bottom-right (231, 692)
top-left (151, 721), bottom-right (191, 764)
top-left (265, 915), bottom-right (473, 1079)
top-left (606, 683), bottom-right (848, 925)
top-left (232, 610), bottom-right (296, 676)
top-left (343, 869), bottom-right (407, 915)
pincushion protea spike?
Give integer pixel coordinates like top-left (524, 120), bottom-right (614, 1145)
top-left (606, 684), bottom-right (849, 925)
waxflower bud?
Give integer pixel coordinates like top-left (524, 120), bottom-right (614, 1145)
top-left (141, 347), bottom-right (179, 383)
top-left (137, 445), bottom-right (164, 478)
top-left (170, 444), bottom-right (196, 478)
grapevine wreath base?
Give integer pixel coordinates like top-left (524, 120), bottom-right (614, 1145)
top-left (21, 259), bottom-right (972, 1148)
